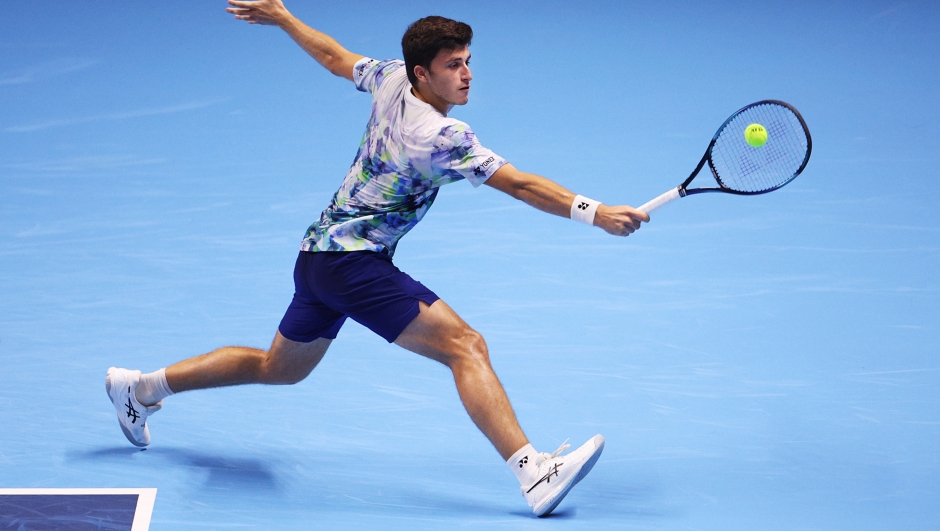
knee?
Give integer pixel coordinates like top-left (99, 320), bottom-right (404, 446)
top-left (452, 327), bottom-right (490, 367)
top-left (258, 353), bottom-right (305, 385)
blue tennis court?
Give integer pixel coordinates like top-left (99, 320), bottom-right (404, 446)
top-left (2, 1), bottom-right (938, 529)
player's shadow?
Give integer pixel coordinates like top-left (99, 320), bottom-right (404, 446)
top-left (68, 446), bottom-right (145, 458)
top-left (507, 508), bottom-right (577, 519)
top-left (159, 448), bottom-right (281, 491)
top-left (68, 446), bottom-right (281, 492)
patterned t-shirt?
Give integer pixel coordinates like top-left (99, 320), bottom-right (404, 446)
top-left (300, 57), bottom-right (508, 257)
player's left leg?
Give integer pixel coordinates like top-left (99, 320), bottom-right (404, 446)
top-left (106, 251), bottom-right (345, 447)
top-left (106, 332), bottom-right (331, 447)
top-left (164, 332), bottom-right (331, 391)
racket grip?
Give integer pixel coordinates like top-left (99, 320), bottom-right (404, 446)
top-left (637, 187), bottom-right (682, 214)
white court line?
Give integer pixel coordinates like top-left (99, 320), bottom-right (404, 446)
top-left (0, 488), bottom-right (157, 531)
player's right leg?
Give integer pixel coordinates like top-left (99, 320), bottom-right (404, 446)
top-left (392, 299), bottom-right (527, 460)
top-left (393, 300), bottom-right (605, 516)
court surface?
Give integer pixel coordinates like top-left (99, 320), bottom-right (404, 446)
top-left (2, 1), bottom-right (939, 529)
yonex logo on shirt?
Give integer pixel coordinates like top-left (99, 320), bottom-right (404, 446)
top-left (356, 59), bottom-right (377, 77)
top-left (474, 156), bottom-right (496, 177)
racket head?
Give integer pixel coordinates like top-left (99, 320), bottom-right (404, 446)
top-left (694, 100), bottom-right (812, 195)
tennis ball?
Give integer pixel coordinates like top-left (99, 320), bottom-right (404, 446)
top-left (745, 123), bottom-right (768, 147)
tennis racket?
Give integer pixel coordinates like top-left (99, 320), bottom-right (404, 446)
top-left (637, 100), bottom-right (812, 214)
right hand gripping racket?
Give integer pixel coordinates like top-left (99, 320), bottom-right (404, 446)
top-left (637, 100), bottom-right (812, 214)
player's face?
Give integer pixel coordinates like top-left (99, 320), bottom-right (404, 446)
top-left (426, 46), bottom-right (472, 106)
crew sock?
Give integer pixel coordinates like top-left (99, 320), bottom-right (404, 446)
top-left (507, 443), bottom-right (540, 486)
top-left (135, 368), bottom-right (174, 406)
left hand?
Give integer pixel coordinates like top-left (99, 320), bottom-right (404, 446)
top-left (226, 0), bottom-right (290, 26)
top-left (593, 204), bottom-right (649, 236)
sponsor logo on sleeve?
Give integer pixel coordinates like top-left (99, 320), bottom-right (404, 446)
top-left (473, 156), bottom-right (496, 177)
top-left (355, 59), bottom-right (378, 79)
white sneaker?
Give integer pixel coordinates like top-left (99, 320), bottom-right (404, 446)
top-left (521, 434), bottom-right (605, 517)
top-left (105, 367), bottom-right (162, 447)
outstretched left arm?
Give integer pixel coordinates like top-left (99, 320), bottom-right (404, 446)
top-left (484, 163), bottom-right (649, 237)
top-left (226, 0), bottom-right (363, 81)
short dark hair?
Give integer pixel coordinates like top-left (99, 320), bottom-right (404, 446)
top-left (401, 16), bottom-right (473, 87)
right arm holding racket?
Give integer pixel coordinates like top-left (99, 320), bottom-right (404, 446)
top-left (489, 100), bottom-right (811, 236)
top-left (485, 165), bottom-right (649, 237)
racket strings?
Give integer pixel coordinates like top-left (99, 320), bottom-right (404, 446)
top-left (710, 103), bottom-right (809, 193)
top-left (721, 108), bottom-right (798, 191)
top-left (716, 106), bottom-right (785, 191)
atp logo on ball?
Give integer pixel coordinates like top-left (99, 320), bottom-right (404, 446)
top-left (744, 123), bottom-right (768, 147)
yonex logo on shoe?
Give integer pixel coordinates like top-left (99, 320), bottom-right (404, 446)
top-left (577, 202), bottom-right (589, 210)
top-left (124, 398), bottom-right (140, 424)
top-left (518, 456), bottom-right (528, 468)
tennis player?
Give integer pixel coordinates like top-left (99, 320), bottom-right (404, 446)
top-left (105, 0), bottom-right (648, 517)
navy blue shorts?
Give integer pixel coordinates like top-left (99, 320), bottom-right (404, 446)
top-left (278, 251), bottom-right (440, 343)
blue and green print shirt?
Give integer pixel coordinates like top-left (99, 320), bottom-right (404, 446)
top-left (301, 58), bottom-right (508, 257)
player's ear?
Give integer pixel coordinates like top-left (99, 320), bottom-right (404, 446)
top-left (413, 64), bottom-right (429, 84)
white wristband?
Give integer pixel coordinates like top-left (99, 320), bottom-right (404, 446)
top-left (570, 195), bottom-right (601, 226)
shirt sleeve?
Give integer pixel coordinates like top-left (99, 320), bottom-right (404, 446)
top-left (430, 123), bottom-right (508, 188)
top-left (353, 58), bottom-right (404, 94)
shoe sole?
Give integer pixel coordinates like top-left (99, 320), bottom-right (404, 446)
top-left (105, 369), bottom-right (149, 448)
top-left (536, 435), bottom-right (605, 517)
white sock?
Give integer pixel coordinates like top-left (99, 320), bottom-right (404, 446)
top-left (135, 368), bottom-right (174, 406)
top-left (507, 443), bottom-right (540, 486)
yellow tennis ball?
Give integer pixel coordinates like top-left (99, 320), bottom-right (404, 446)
top-left (745, 123), bottom-right (768, 147)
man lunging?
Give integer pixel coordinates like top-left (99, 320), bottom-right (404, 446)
top-left (105, 0), bottom-right (647, 517)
